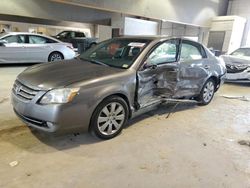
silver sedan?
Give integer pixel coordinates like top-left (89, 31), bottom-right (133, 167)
top-left (0, 32), bottom-right (76, 63)
top-left (12, 36), bottom-right (226, 139)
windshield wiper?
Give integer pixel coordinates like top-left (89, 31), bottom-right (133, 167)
top-left (80, 57), bottom-right (109, 67)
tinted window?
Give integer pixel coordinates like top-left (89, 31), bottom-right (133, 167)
top-left (180, 42), bottom-right (203, 61)
top-left (147, 40), bottom-right (177, 65)
top-left (29, 35), bottom-right (56, 44)
top-left (231, 48), bottom-right (250, 57)
top-left (3, 35), bottom-right (25, 44)
top-left (75, 32), bottom-right (85, 38)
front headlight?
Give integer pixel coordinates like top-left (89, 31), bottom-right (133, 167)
top-left (40, 88), bottom-right (80, 104)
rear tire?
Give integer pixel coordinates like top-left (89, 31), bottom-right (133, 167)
top-left (48, 52), bottom-right (64, 62)
top-left (197, 78), bottom-right (216, 106)
top-left (90, 96), bottom-right (129, 139)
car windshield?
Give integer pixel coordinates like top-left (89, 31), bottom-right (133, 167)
top-left (79, 38), bottom-right (151, 69)
top-left (231, 48), bottom-right (250, 57)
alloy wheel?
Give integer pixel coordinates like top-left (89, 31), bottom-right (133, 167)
top-left (50, 53), bottom-right (63, 61)
top-left (97, 102), bottom-right (125, 136)
top-left (203, 81), bottom-right (215, 103)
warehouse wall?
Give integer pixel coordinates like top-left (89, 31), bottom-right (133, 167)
top-left (0, 0), bottom-right (228, 27)
top-left (0, 21), bottom-right (94, 36)
top-left (52, 0), bottom-right (228, 27)
top-left (161, 22), bottom-right (199, 38)
top-left (160, 22), bottom-right (209, 44)
top-left (0, 0), bottom-right (112, 25)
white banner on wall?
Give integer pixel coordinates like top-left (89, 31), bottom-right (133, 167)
top-left (124, 17), bottom-right (158, 36)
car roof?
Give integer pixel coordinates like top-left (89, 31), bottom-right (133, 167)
top-left (57, 30), bottom-right (85, 34)
top-left (117, 35), bottom-right (170, 40)
top-left (0, 32), bottom-right (62, 43)
top-left (2, 32), bottom-right (49, 37)
top-left (116, 35), bottom-right (200, 43)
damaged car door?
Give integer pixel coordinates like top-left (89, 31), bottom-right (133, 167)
top-left (176, 40), bottom-right (210, 97)
top-left (137, 39), bottom-right (180, 108)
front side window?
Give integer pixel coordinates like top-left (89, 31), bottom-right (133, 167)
top-left (147, 40), bottom-right (177, 65)
top-left (80, 38), bottom-right (151, 69)
top-left (231, 48), bottom-right (250, 57)
top-left (180, 42), bottom-right (204, 61)
top-left (2, 35), bottom-right (25, 44)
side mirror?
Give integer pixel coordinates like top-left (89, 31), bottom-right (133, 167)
top-left (0, 40), bottom-right (7, 46)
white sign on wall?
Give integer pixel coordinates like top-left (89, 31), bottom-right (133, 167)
top-left (124, 17), bottom-right (158, 36)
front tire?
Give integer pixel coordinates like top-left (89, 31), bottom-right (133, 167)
top-left (197, 78), bottom-right (216, 106)
top-left (48, 52), bottom-right (64, 62)
top-left (90, 96), bottom-right (129, 139)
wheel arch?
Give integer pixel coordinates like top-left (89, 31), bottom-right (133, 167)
top-left (208, 75), bottom-right (220, 92)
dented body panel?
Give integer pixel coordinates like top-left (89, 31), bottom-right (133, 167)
top-left (136, 38), bottom-right (226, 107)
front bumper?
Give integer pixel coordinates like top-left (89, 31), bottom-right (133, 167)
top-left (64, 49), bottom-right (77, 60)
top-left (225, 69), bottom-right (250, 82)
top-left (11, 89), bottom-right (91, 133)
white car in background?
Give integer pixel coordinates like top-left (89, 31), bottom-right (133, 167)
top-left (0, 32), bottom-right (76, 63)
top-left (220, 47), bottom-right (250, 82)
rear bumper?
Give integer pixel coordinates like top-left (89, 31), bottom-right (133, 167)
top-left (11, 91), bottom-right (91, 133)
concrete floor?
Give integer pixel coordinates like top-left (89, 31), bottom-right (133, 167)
top-left (0, 66), bottom-right (250, 188)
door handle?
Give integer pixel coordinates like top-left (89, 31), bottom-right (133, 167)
top-left (204, 65), bottom-right (210, 69)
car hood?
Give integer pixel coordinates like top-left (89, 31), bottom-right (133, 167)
top-left (17, 59), bottom-right (124, 90)
top-left (220, 55), bottom-right (250, 66)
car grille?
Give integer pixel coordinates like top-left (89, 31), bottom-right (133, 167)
top-left (226, 64), bottom-right (249, 73)
top-left (12, 80), bottom-right (40, 102)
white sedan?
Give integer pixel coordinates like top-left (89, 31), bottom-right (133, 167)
top-left (0, 32), bottom-right (76, 63)
top-left (220, 47), bottom-right (250, 82)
